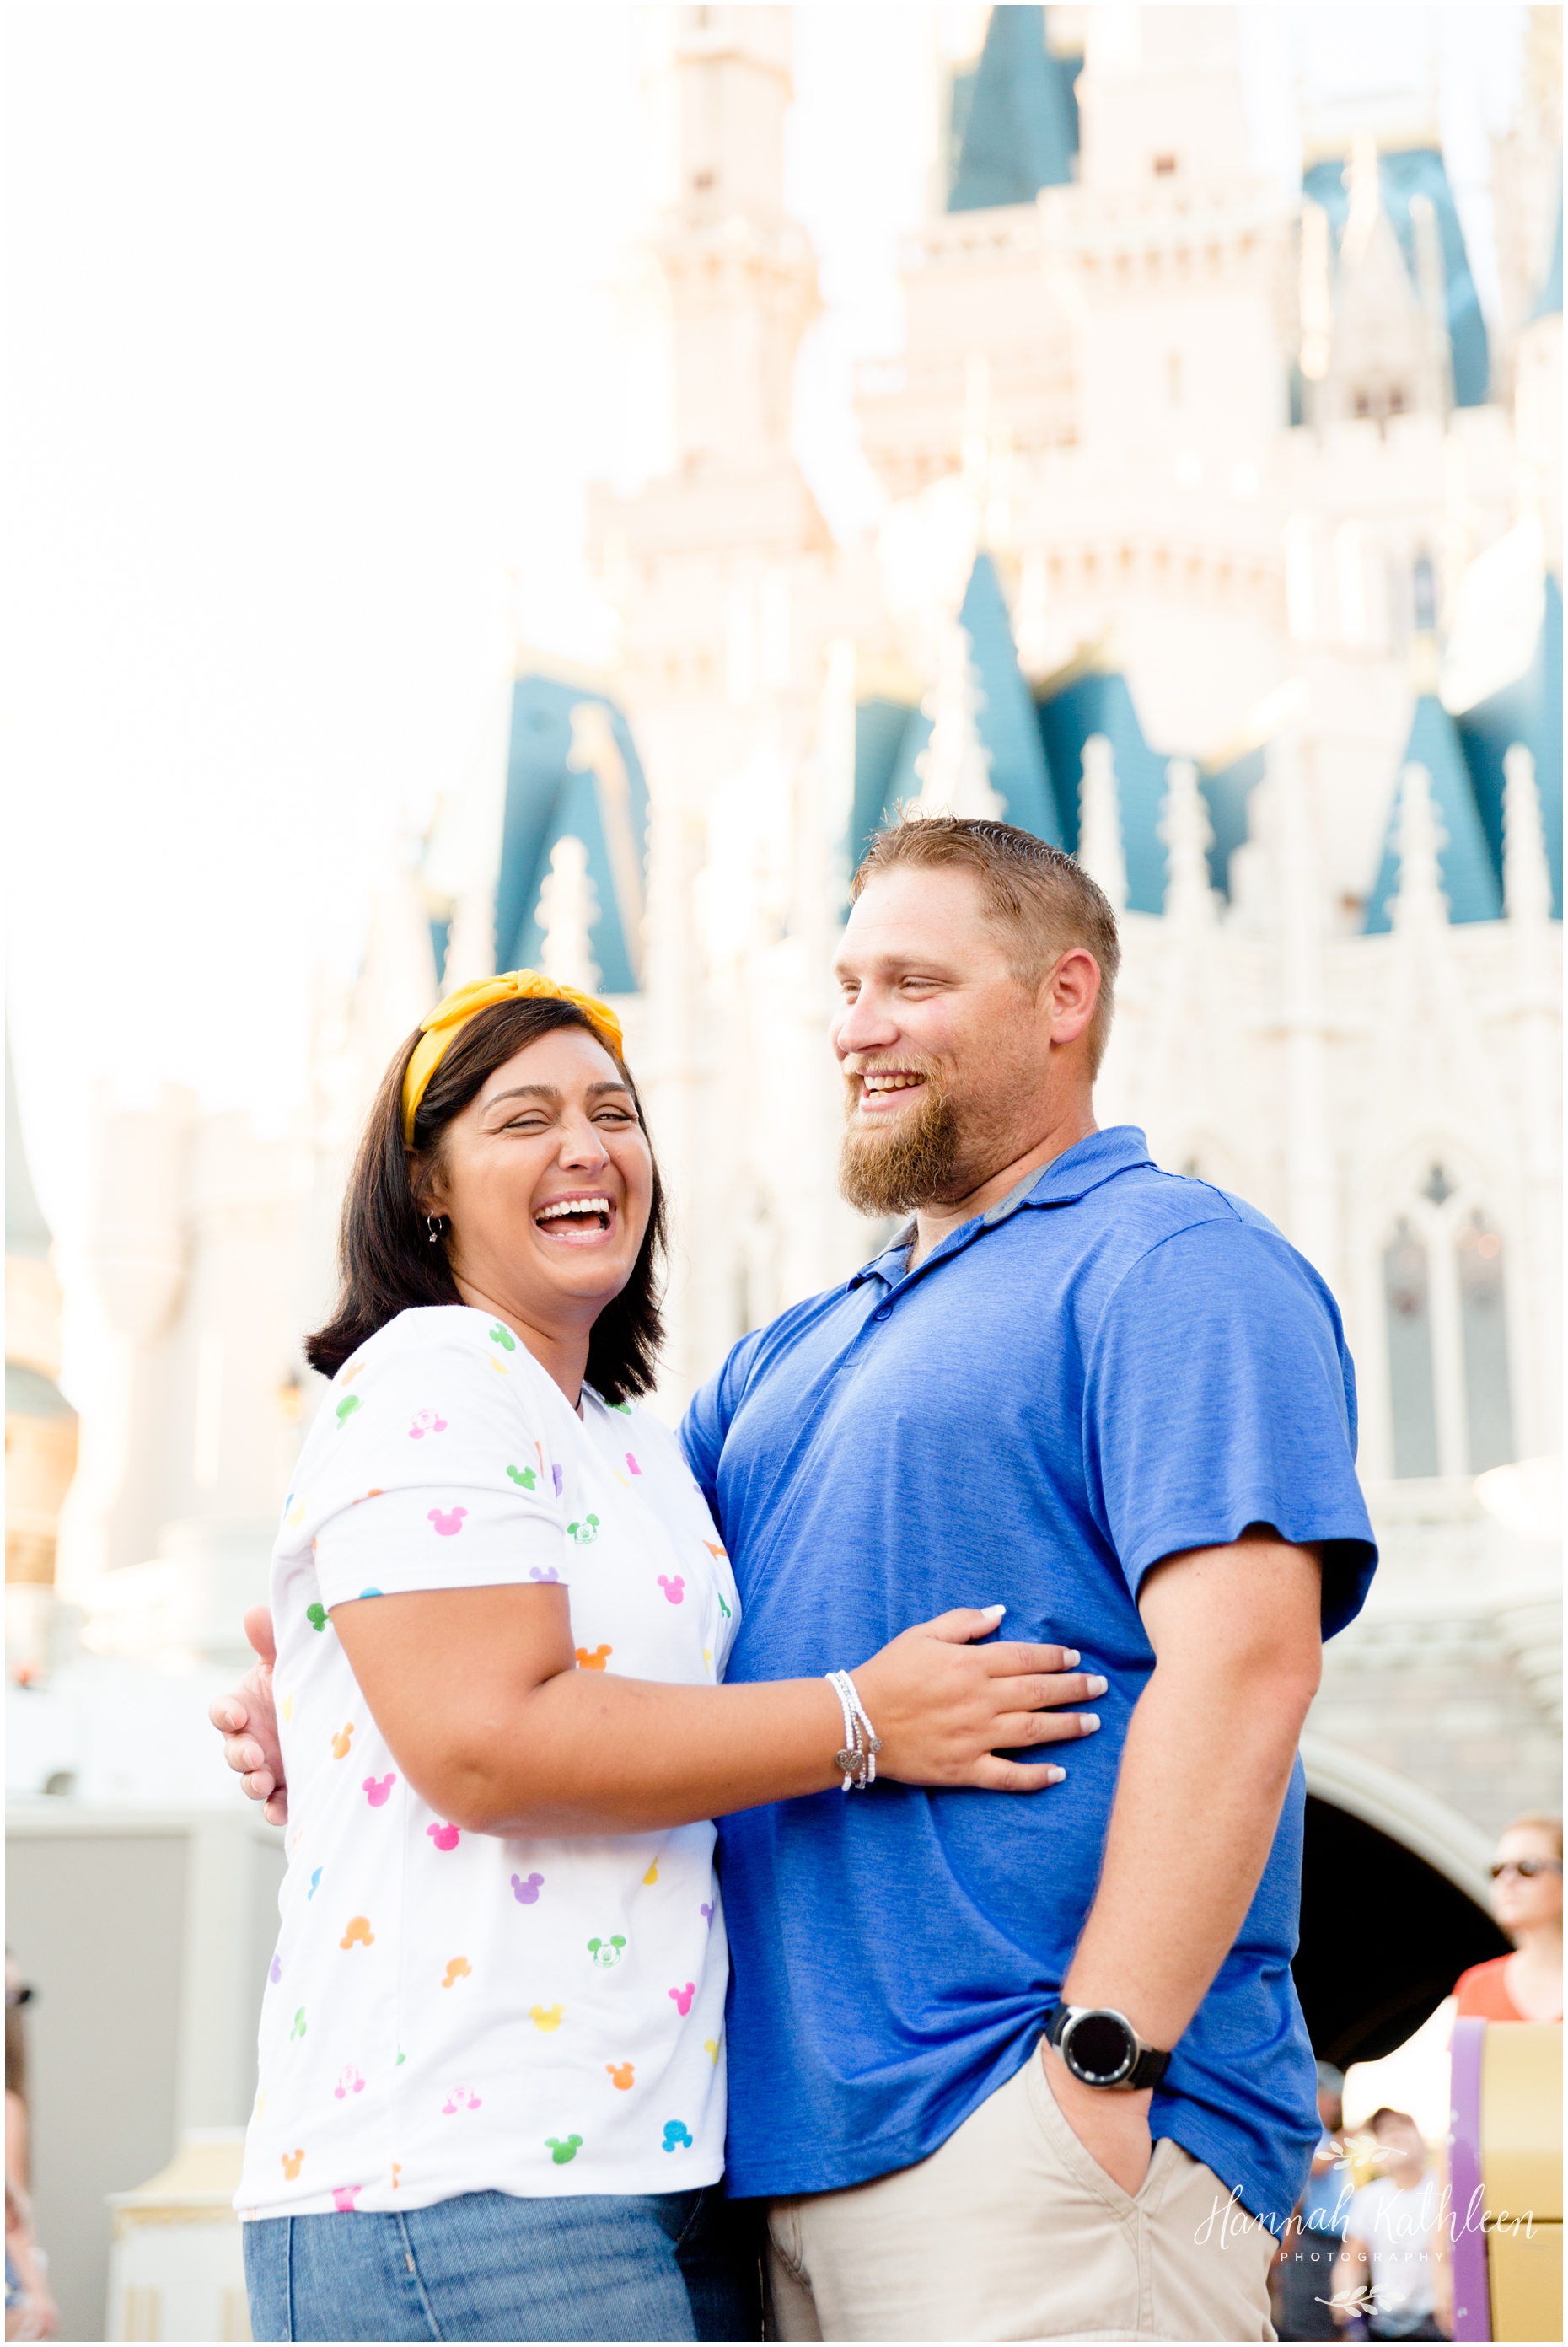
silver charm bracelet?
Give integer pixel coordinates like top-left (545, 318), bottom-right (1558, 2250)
top-left (824, 1668), bottom-right (883, 1791)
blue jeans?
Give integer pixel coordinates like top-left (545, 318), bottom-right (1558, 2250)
top-left (243, 2186), bottom-right (761, 2342)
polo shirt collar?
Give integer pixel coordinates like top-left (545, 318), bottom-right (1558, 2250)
top-left (990, 1124), bottom-right (1155, 1216)
top-left (847, 1126), bottom-right (1155, 1294)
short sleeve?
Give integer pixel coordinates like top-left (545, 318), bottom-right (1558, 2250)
top-left (680, 1327), bottom-right (765, 1524)
top-left (302, 1318), bottom-right (567, 1609)
top-left (1082, 1217), bottom-right (1377, 1635)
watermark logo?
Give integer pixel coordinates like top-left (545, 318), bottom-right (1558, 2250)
top-left (1195, 2182), bottom-right (1537, 2249)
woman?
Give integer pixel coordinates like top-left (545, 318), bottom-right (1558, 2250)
top-left (1452, 1811), bottom-right (1563, 2022)
top-left (226, 969), bottom-right (1104, 2344)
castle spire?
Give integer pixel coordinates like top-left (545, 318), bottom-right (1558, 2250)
top-left (1077, 735), bottom-right (1127, 913)
top-left (1341, 133), bottom-right (1383, 266)
top-left (1160, 759), bottom-right (1216, 927)
top-left (642, 7), bottom-right (817, 472)
top-left (1391, 763), bottom-right (1451, 929)
top-left (535, 835), bottom-right (603, 996)
top-left (1503, 742), bottom-right (1553, 925)
top-left (913, 622), bottom-right (1002, 820)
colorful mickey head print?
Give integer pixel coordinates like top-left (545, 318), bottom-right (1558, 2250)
top-left (240, 1305), bottom-right (731, 2226)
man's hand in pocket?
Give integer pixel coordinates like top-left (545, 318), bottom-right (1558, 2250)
top-left (1040, 2042), bottom-right (1153, 2196)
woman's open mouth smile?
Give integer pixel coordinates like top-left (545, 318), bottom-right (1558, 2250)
top-left (534, 1191), bottom-right (618, 1246)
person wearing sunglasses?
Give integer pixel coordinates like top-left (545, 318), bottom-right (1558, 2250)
top-left (1452, 1813), bottom-right (1563, 2022)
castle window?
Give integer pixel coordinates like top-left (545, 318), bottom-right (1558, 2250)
top-left (1153, 154), bottom-right (1177, 176)
top-left (1457, 1213), bottom-right (1515, 1472)
top-left (1353, 390), bottom-right (1371, 419)
top-left (1412, 551), bottom-right (1436, 634)
top-left (1383, 1220), bottom-right (1440, 1478)
top-left (1379, 1175), bottom-right (1516, 1479)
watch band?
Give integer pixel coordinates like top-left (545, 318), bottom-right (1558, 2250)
top-left (1044, 2003), bottom-right (1171, 2092)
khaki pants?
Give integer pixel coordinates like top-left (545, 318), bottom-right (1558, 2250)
top-left (765, 2048), bottom-right (1276, 2342)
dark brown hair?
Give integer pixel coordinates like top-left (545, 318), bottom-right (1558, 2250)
top-left (307, 996), bottom-right (666, 1403)
top-left (852, 814), bottom-right (1122, 1076)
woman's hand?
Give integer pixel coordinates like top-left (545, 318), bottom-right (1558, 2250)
top-left (208, 1607), bottom-right (287, 1826)
top-left (207, 1592), bottom-right (1103, 1838)
top-left (855, 1607), bottom-right (1104, 1790)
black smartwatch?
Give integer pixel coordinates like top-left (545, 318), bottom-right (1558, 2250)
top-left (1043, 2004), bottom-right (1170, 2091)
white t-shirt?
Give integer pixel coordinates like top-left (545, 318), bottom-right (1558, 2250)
top-left (1344, 2173), bottom-right (1441, 2322)
top-left (236, 1306), bottom-right (740, 2218)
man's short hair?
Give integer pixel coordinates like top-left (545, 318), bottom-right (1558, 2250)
top-left (1368, 2107), bottom-right (1415, 2135)
top-left (851, 814), bottom-right (1123, 1077)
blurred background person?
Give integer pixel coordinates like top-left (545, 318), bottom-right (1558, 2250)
top-left (1332, 2107), bottom-right (1447, 2342)
top-left (4, 1957), bottom-right (57, 2344)
top-left (1452, 1813), bottom-right (1563, 2021)
top-left (1274, 2060), bottom-right (1352, 2340)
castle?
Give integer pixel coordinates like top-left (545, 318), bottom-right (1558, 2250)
top-left (12, 5), bottom-right (1560, 2063)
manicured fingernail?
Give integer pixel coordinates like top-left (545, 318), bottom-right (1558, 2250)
top-left (1062, 1650), bottom-right (1080, 1668)
top-left (981, 1603), bottom-right (1006, 1619)
top-left (1079, 1714), bottom-right (1100, 1732)
top-left (1087, 1674), bottom-right (1107, 1696)
top-left (1047, 1765), bottom-right (1066, 1783)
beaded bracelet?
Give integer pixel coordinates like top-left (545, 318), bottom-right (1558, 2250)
top-left (824, 1668), bottom-right (883, 1791)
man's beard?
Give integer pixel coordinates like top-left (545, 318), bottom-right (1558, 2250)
top-left (838, 1066), bottom-right (963, 1217)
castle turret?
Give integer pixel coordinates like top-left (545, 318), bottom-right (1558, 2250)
top-left (1306, 137), bottom-right (1453, 431)
top-left (643, 7), bottom-right (817, 476)
top-left (588, 3), bottom-right (861, 1400)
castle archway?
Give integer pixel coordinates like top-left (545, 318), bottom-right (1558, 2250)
top-left (1295, 1737), bottom-right (1508, 2065)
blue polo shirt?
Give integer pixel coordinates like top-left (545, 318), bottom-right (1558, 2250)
top-left (681, 1127), bottom-right (1377, 2226)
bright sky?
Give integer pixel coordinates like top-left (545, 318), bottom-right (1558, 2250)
top-left (3, 3), bottom-right (1526, 1243)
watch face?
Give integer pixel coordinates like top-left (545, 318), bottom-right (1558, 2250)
top-left (1064, 2009), bottom-right (1135, 2085)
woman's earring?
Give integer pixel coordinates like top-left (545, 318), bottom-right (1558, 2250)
top-left (426, 1215), bottom-right (445, 1246)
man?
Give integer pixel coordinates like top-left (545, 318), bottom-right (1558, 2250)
top-left (1333, 2108), bottom-right (1447, 2341)
top-left (680, 818), bottom-right (1375, 2341)
top-left (218, 817), bottom-right (1376, 2340)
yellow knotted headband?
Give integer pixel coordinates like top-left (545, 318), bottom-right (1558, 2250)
top-left (401, 970), bottom-right (626, 1145)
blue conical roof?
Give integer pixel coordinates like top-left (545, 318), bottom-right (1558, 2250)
top-left (1201, 744), bottom-right (1268, 900)
top-left (1453, 572), bottom-right (1563, 918)
top-left (959, 555), bottom-right (1061, 840)
top-left (848, 556), bottom-right (1062, 858)
top-left (1035, 669), bottom-right (1171, 913)
top-left (493, 675), bottom-right (650, 993)
top-left (948, 7), bottom-right (1078, 214)
top-left (850, 699), bottom-right (914, 878)
top-left (1363, 696), bottom-right (1504, 932)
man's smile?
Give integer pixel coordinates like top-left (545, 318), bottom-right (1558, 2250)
top-left (854, 1068), bottom-right (930, 1116)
